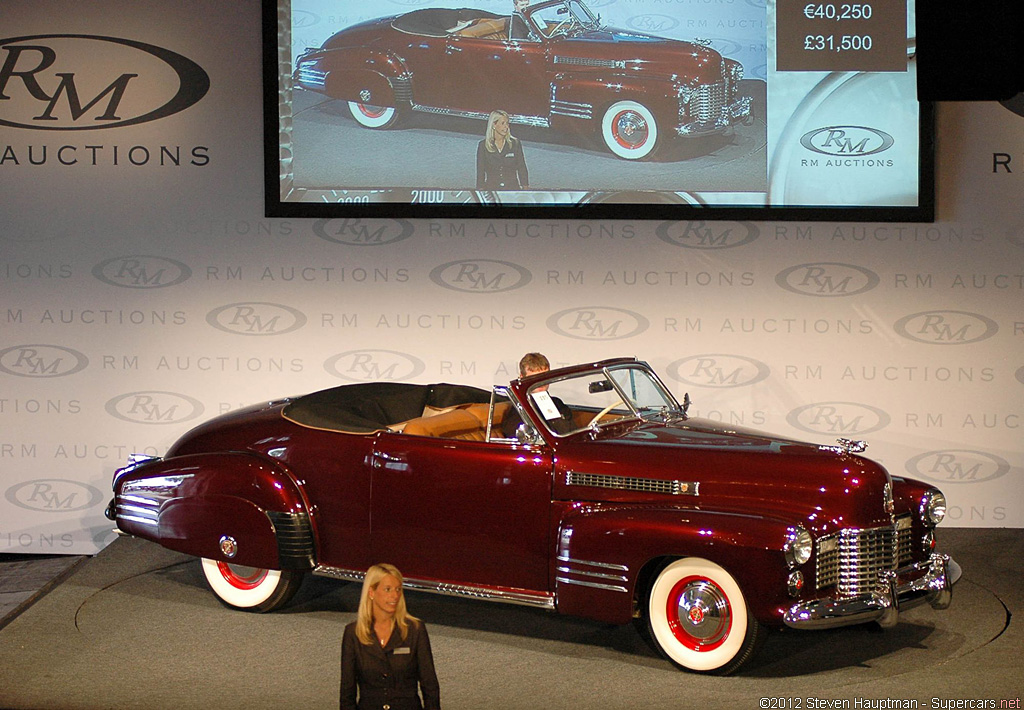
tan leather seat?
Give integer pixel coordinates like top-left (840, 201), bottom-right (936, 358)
top-left (457, 17), bottom-right (508, 39)
top-left (402, 402), bottom-right (509, 441)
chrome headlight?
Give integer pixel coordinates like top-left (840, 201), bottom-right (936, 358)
top-left (784, 526), bottom-right (813, 568)
top-left (920, 489), bottom-right (947, 527)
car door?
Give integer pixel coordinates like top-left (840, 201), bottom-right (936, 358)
top-left (442, 34), bottom-right (550, 118)
top-left (369, 432), bottom-right (553, 593)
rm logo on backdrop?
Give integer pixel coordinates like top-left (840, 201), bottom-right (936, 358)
top-left (430, 259), bottom-right (532, 294)
top-left (0, 34), bottom-right (209, 130)
top-left (325, 350), bottom-right (426, 382)
top-left (547, 307), bottom-right (649, 341)
top-left (6, 479), bottom-right (103, 513)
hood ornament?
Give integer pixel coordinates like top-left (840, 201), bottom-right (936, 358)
top-left (819, 438), bottom-right (868, 455)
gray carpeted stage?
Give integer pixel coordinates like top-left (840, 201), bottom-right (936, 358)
top-left (0, 529), bottom-right (1020, 710)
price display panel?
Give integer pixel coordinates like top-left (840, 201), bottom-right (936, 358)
top-left (776, 1), bottom-right (908, 71)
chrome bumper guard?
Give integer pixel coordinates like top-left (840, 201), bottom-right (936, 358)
top-left (783, 553), bottom-right (961, 630)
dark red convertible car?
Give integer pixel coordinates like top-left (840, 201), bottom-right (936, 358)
top-left (292, 0), bottom-right (752, 160)
top-left (108, 358), bottom-right (958, 674)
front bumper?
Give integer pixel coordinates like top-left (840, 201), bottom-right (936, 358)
top-left (783, 553), bottom-right (961, 630)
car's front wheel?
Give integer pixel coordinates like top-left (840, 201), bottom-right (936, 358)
top-left (347, 101), bottom-right (400, 129)
top-left (200, 558), bottom-right (303, 612)
top-left (643, 557), bottom-right (760, 674)
top-left (601, 100), bottom-right (659, 159)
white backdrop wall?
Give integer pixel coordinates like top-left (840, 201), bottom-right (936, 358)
top-left (1, 1), bottom-right (1021, 555)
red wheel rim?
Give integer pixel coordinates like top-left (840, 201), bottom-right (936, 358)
top-left (357, 104), bottom-right (388, 118)
top-left (612, 110), bottom-right (648, 149)
top-left (217, 561), bottom-right (268, 590)
top-left (665, 575), bottom-right (732, 652)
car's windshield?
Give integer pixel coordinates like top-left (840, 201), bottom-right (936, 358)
top-left (523, 364), bottom-right (680, 437)
top-left (530, 0), bottom-right (598, 39)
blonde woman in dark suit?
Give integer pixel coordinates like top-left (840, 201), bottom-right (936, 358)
top-left (340, 564), bottom-right (440, 710)
top-left (476, 109), bottom-right (530, 190)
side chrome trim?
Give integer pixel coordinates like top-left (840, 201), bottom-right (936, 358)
top-left (556, 555), bottom-right (627, 571)
top-left (312, 565), bottom-right (556, 610)
top-left (410, 103), bottom-right (550, 128)
top-left (555, 555), bottom-right (630, 593)
top-left (555, 577), bottom-right (628, 593)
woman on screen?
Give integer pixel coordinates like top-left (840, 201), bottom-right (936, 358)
top-left (476, 109), bottom-right (529, 190)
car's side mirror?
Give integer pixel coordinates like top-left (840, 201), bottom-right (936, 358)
top-left (516, 423), bottom-right (541, 445)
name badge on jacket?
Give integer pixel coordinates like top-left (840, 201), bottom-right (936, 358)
top-left (393, 647), bottom-right (411, 655)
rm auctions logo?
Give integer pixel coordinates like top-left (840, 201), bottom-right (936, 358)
top-left (547, 307), bottom-right (649, 341)
top-left (206, 302), bottom-right (307, 336)
top-left (0, 34), bottom-right (209, 130)
top-left (626, 15), bottom-right (680, 33)
top-left (667, 354), bottom-right (771, 388)
top-left (800, 126), bottom-right (894, 156)
top-left (775, 263), bottom-right (880, 297)
top-left (5, 479), bottom-right (103, 513)
top-left (893, 310), bottom-right (999, 345)
top-left (313, 218), bottom-right (414, 246)
top-left (0, 344), bottom-right (88, 378)
top-left (105, 391), bottom-right (204, 424)
top-left (787, 401), bottom-right (890, 436)
top-left (429, 259), bottom-right (532, 293)
top-left (906, 450), bottom-right (1010, 485)
top-left (325, 349), bottom-right (425, 382)
top-left (292, 10), bottom-right (322, 28)
top-left (656, 221), bottom-right (759, 250)
top-left (92, 255), bottom-right (191, 289)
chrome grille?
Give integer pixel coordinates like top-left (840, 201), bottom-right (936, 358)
top-left (683, 82), bottom-right (728, 124)
top-left (816, 515), bottom-right (914, 595)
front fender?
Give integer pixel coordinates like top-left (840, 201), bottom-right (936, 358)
top-left (111, 452), bottom-right (315, 570)
top-left (549, 75), bottom-right (678, 134)
top-left (554, 504), bottom-right (797, 625)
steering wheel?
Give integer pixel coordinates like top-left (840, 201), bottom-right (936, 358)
top-left (547, 19), bottom-right (572, 35)
top-left (589, 399), bottom-right (624, 427)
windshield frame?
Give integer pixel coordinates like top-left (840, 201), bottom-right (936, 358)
top-left (516, 361), bottom-right (683, 439)
top-left (524, 0), bottom-right (600, 39)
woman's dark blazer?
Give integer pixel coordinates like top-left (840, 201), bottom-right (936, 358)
top-left (340, 619), bottom-right (440, 710)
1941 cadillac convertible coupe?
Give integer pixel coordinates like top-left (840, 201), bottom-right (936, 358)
top-left (107, 358), bottom-right (959, 674)
top-left (292, 0), bottom-right (752, 160)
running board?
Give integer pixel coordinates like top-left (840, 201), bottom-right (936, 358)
top-left (313, 565), bottom-right (555, 610)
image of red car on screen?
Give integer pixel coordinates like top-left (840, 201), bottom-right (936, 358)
top-left (293, 0), bottom-right (753, 160)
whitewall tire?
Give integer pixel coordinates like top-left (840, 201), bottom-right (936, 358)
top-left (645, 557), bottom-right (760, 674)
top-left (201, 558), bottom-right (303, 613)
top-left (601, 100), bottom-right (659, 159)
top-left (347, 101), bottom-right (400, 129)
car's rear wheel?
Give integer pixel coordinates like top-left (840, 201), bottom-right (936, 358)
top-left (347, 101), bottom-right (400, 129)
top-left (201, 558), bottom-right (303, 612)
top-left (601, 100), bottom-right (659, 159)
top-left (643, 557), bottom-right (760, 674)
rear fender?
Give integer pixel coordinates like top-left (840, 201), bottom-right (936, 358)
top-left (554, 504), bottom-right (795, 625)
top-left (321, 48), bottom-right (409, 105)
top-left (112, 452), bottom-right (315, 570)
